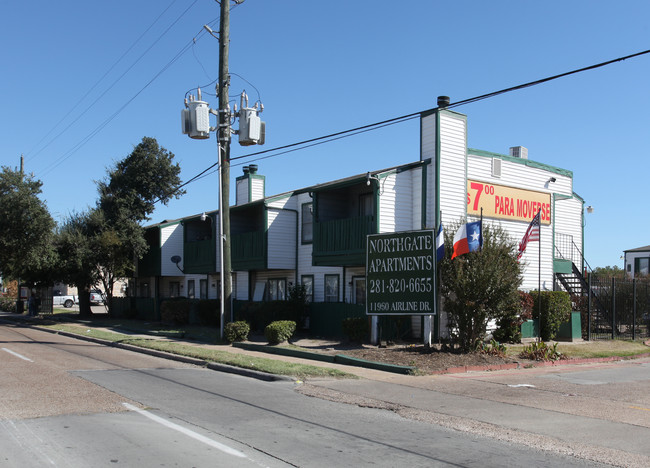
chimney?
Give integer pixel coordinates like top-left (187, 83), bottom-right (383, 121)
top-left (235, 165), bottom-right (265, 205)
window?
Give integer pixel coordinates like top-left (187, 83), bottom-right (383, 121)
top-left (200, 279), bottom-right (208, 299)
top-left (324, 275), bottom-right (339, 302)
top-left (301, 275), bottom-right (314, 303)
top-left (359, 193), bottom-right (374, 217)
top-left (352, 276), bottom-right (366, 305)
top-left (267, 278), bottom-right (286, 301)
top-left (187, 280), bottom-right (195, 299)
top-left (301, 203), bottom-right (313, 244)
top-left (169, 282), bottom-right (180, 298)
top-left (635, 257), bottom-right (650, 276)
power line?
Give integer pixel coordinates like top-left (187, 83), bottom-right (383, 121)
top-left (164, 48), bottom-right (650, 205)
top-left (38, 9), bottom-right (206, 177)
top-left (447, 48), bottom-right (650, 109)
top-left (28, 0), bottom-right (190, 162)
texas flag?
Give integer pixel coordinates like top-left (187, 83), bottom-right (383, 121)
top-left (451, 221), bottom-right (482, 259)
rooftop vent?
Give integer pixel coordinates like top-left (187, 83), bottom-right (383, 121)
top-left (437, 96), bottom-right (450, 108)
top-left (509, 146), bottom-right (528, 159)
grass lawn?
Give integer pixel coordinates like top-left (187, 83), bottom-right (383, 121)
top-left (506, 339), bottom-right (650, 359)
top-left (41, 322), bottom-right (355, 380)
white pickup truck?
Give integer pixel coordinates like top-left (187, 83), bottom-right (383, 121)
top-left (52, 291), bottom-right (77, 308)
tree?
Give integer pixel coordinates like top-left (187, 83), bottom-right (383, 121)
top-left (56, 211), bottom-right (100, 317)
top-left (98, 137), bottom-right (184, 224)
top-left (438, 221), bottom-right (523, 351)
top-left (96, 137), bottom-right (184, 313)
top-left (0, 166), bottom-right (56, 284)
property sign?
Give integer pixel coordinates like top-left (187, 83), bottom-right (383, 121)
top-left (366, 230), bottom-right (436, 316)
top-left (467, 180), bottom-right (551, 225)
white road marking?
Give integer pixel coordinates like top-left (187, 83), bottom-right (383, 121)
top-left (2, 348), bottom-right (34, 362)
top-left (122, 403), bottom-right (247, 458)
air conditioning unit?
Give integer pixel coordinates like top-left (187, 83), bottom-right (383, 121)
top-left (509, 146), bottom-right (528, 159)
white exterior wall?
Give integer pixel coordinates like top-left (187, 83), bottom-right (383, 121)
top-left (236, 178), bottom-right (248, 205)
top-left (234, 271), bottom-right (248, 300)
top-left (422, 111), bottom-right (468, 227)
top-left (160, 223), bottom-right (183, 276)
top-left (267, 195), bottom-right (298, 270)
top-left (554, 195), bottom-right (583, 264)
top-left (421, 113), bottom-right (436, 229)
top-left (378, 169), bottom-right (421, 234)
top-left (470, 153), bottom-right (582, 291)
top-left (438, 112), bottom-right (468, 226)
top-left (251, 176), bottom-right (265, 201)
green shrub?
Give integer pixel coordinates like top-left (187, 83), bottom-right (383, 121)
top-left (342, 317), bottom-right (369, 342)
top-left (224, 321), bottom-right (250, 343)
top-left (531, 291), bottom-right (571, 341)
top-left (161, 298), bottom-right (191, 325)
top-left (264, 320), bottom-right (296, 344)
top-left (236, 301), bottom-right (301, 331)
top-left (476, 339), bottom-right (507, 357)
top-left (519, 341), bottom-right (566, 362)
top-left (0, 297), bottom-right (16, 312)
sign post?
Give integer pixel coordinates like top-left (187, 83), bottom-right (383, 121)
top-left (366, 230), bottom-right (436, 317)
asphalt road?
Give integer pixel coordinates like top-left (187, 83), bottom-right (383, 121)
top-left (0, 323), bottom-right (609, 467)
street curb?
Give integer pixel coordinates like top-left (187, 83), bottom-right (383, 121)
top-left (8, 320), bottom-right (293, 382)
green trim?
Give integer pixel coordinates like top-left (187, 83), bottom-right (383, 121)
top-left (373, 183), bottom-right (380, 234)
top-left (263, 207), bottom-right (269, 269)
top-left (159, 220), bottom-right (182, 229)
top-left (468, 148), bottom-right (573, 178)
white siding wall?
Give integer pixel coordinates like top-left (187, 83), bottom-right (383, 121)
top-left (160, 223), bottom-right (183, 276)
top-left (438, 111), bottom-right (468, 226)
top-left (411, 168), bottom-right (423, 230)
top-left (251, 176), bottom-right (265, 202)
top-left (234, 271), bottom-right (248, 300)
top-left (236, 178), bottom-right (248, 205)
top-left (554, 195), bottom-right (584, 264)
top-left (467, 153), bottom-right (579, 291)
top-left (267, 207), bottom-right (297, 270)
top-left (421, 113), bottom-right (437, 229)
top-left (380, 170), bottom-right (420, 234)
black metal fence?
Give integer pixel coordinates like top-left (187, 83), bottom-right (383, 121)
top-left (588, 275), bottom-right (650, 340)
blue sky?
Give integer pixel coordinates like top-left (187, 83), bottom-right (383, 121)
top-left (1, 0), bottom-right (648, 270)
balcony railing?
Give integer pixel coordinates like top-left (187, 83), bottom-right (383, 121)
top-left (313, 215), bottom-right (375, 266)
top-left (232, 230), bottom-right (266, 270)
top-left (183, 239), bottom-right (215, 273)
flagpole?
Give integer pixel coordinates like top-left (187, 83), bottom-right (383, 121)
top-left (537, 210), bottom-right (542, 342)
top-left (478, 207), bottom-right (483, 251)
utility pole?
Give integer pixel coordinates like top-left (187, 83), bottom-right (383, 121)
top-left (218, 0), bottom-right (233, 335)
top-left (182, 0), bottom-right (263, 339)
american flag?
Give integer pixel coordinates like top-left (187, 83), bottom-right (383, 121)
top-left (517, 209), bottom-right (541, 260)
